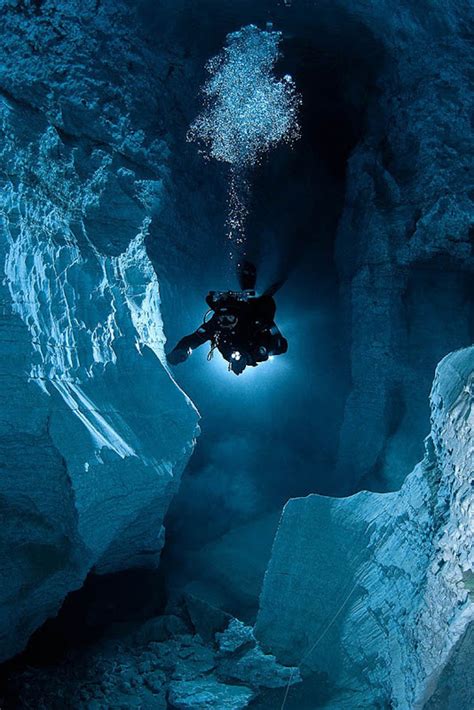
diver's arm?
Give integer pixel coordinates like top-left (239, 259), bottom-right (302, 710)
top-left (166, 324), bottom-right (212, 365)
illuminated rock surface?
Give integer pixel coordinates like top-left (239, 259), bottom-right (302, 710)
top-left (0, 0), bottom-right (198, 662)
top-left (256, 346), bottom-right (474, 709)
top-left (0, 1), bottom-right (473, 706)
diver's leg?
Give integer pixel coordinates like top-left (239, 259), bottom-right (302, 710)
top-left (266, 325), bottom-right (288, 356)
top-left (237, 260), bottom-right (257, 291)
top-left (263, 279), bottom-right (285, 297)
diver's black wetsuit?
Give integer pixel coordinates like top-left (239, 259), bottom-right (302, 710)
top-left (167, 263), bottom-right (287, 375)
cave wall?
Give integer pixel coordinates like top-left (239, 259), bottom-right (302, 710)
top-left (333, 0), bottom-right (474, 492)
top-left (256, 346), bottom-right (474, 709)
top-left (1, 0), bottom-right (473, 674)
top-left (0, 0), bottom-right (198, 662)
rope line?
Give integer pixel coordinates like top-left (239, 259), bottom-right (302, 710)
top-left (280, 581), bottom-right (358, 710)
top-left (279, 518), bottom-right (389, 710)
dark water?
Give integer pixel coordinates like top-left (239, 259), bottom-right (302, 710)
top-left (150, 0), bottom-right (385, 616)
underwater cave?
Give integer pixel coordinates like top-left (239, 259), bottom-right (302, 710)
top-left (0, 1), bottom-right (472, 709)
top-left (157, 1), bottom-right (391, 622)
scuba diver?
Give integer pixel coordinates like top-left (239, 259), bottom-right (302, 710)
top-left (166, 261), bottom-right (288, 375)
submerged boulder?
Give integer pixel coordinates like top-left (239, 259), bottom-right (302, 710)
top-left (168, 678), bottom-right (255, 710)
top-left (7, 612), bottom-right (299, 707)
top-left (183, 594), bottom-right (233, 643)
top-left (215, 618), bottom-right (301, 690)
top-left (216, 619), bottom-right (256, 654)
top-left (256, 346), bottom-right (474, 708)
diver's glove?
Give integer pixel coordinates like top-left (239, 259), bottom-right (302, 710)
top-left (166, 347), bottom-right (190, 365)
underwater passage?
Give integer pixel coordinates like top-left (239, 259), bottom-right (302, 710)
top-left (0, 1), bottom-right (473, 710)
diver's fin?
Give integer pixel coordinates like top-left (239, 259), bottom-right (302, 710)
top-left (237, 260), bottom-right (257, 290)
top-left (263, 279), bottom-right (285, 297)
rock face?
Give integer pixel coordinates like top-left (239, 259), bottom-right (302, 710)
top-left (0, 1), bottom-right (198, 662)
top-left (1, 0), bottom-right (473, 686)
top-left (9, 612), bottom-right (299, 708)
top-left (256, 346), bottom-right (474, 709)
top-left (176, 512), bottom-right (281, 621)
top-left (333, 0), bottom-right (474, 492)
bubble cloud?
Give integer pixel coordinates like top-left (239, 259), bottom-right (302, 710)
top-left (187, 24), bottom-right (301, 252)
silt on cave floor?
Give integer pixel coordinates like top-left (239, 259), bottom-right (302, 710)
top-left (0, 1), bottom-right (473, 709)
